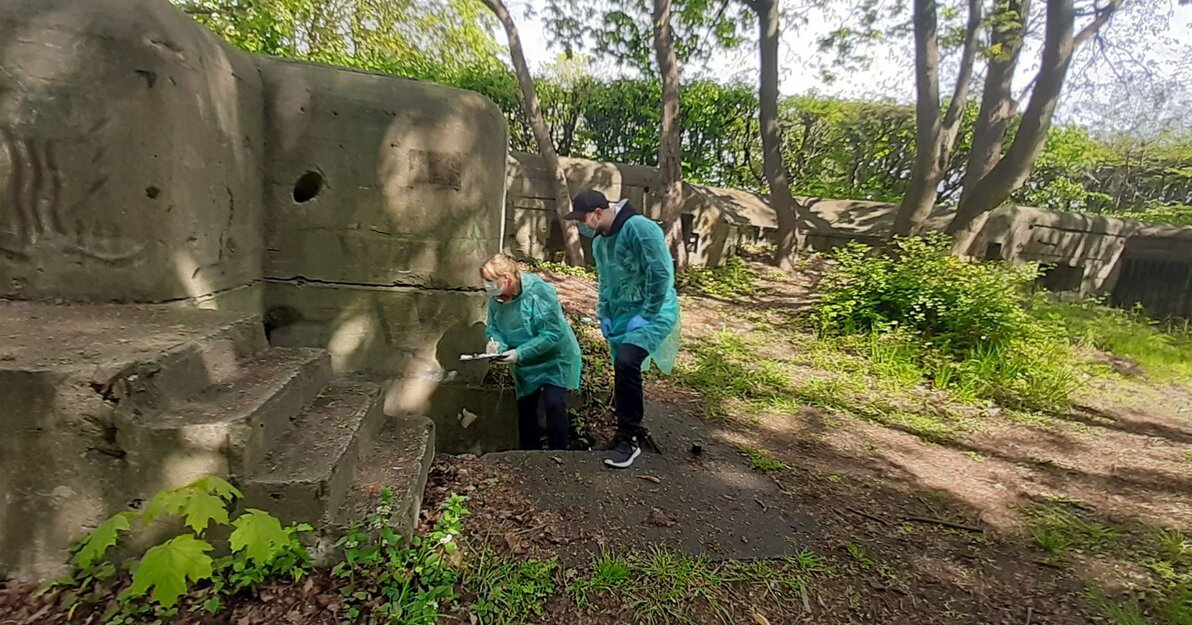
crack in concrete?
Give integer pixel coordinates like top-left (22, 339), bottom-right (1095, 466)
top-left (265, 275), bottom-right (481, 293)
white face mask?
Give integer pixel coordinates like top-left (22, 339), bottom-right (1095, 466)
top-left (483, 280), bottom-right (503, 297)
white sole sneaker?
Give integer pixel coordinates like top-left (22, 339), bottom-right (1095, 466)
top-left (603, 446), bottom-right (641, 469)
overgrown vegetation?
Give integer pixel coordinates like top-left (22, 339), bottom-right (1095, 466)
top-left (1033, 298), bottom-right (1192, 383)
top-left (813, 236), bottom-right (1080, 412)
top-left (1021, 501), bottom-right (1191, 625)
top-left (460, 546), bottom-right (558, 625)
top-left (43, 477), bottom-right (311, 623)
top-left (678, 257), bottom-right (760, 299)
top-left (332, 490), bottom-right (469, 624)
top-left (566, 547), bottom-right (832, 624)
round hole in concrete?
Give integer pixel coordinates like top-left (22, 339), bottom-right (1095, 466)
top-left (292, 171), bottom-right (324, 204)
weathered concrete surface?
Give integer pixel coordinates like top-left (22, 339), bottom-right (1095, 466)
top-left (330, 416), bottom-right (436, 558)
top-left (966, 206), bottom-right (1135, 296)
top-left (263, 281), bottom-right (489, 382)
top-left (0, 0), bottom-right (266, 303)
top-left (505, 152), bottom-right (766, 267)
top-left (261, 61), bottom-right (506, 291)
top-left (1111, 225), bottom-right (1192, 319)
top-left (242, 381), bottom-right (386, 529)
top-left (0, 0), bottom-right (510, 581)
top-left (383, 382), bottom-right (519, 455)
top-left (0, 301), bottom-right (269, 579)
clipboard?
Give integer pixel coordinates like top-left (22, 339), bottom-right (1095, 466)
top-left (459, 353), bottom-right (506, 362)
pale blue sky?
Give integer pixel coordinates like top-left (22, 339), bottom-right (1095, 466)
top-left (500, 1), bottom-right (1192, 132)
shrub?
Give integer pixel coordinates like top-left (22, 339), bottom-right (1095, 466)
top-left (813, 235), bottom-right (1078, 411)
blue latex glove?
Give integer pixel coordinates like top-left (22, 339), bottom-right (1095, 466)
top-left (599, 317), bottom-right (612, 338)
top-left (625, 315), bottom-right (649, 333)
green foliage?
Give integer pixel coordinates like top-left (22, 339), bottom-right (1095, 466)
top-left (566, 546), bottom-right (832, 623)
top-left (813, 236), bottom-right (1079, 411)
top-left (531, 260), bottom-right (597, 280)
top-left (230, 509), bottom-right (292, 565)
top-left (678, 256), bottom-right (760, 298)
top-left (72, 512), bottom-right (134, 571)
top-left (173, 0), bottom-right (502, 81)
top-left (1024, 504), bottom-right (1122, 554)
top-left (1032, 298), bottom-right (1192, 382)
top-left (740, 446), bottom-right (787, 472)
top-left (845, 543), bottom-right (875, 568)
top-left (462, 545), bottom-right (558, 625)
top-left (333, 489), bottom-right (469, 625)
top-left (52, 476), bottom-right (310, 622)
top-left (129, 535), bottom-right (214, 608)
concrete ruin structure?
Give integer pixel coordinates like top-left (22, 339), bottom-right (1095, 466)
top-left (506, 153), bottom-right (1192, 317)
top-left (0, 0), bottom-right (515, 580)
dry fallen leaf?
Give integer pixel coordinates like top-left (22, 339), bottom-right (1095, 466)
top-left (639, 475), bottom-right (662, 484)
top-left (752, 611), bottom-right (772, 625)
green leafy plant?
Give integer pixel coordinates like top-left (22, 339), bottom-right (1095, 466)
top-left (333, 489), bottom-right (469, 625)
top-left (49, 476), bottom-right (311, 622)
top-left (813, 235), bottom-right (1080, 411)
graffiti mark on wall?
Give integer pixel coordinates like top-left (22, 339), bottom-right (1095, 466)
top-left (0, 126), bottom-right (143, 263)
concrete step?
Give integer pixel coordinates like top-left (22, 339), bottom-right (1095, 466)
top-left (240, 382), bottom-right (387, 530)
top-left (1, 300), bottom-right (269, 421)
top-left (116, 347), bottom-right (331, 483)
top-left (334, 415), bottom-right (436, 541)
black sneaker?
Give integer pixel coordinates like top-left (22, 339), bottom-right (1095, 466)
top-left (604, 437), bottom-right (641, 469)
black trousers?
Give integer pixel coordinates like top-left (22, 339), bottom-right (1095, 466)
top-left (613, 343), bottom-right (650, 439)
top-left (517, 384), bottom-right (570, 450)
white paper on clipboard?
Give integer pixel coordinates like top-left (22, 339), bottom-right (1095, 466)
top-left (459, 353), bottom-right (506, 362)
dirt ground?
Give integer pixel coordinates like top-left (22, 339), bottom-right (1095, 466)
top-left (424, 263), bottom-right (1188, 624)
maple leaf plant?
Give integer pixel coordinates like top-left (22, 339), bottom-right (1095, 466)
top-left (47, 475), bottom-right (312, 622)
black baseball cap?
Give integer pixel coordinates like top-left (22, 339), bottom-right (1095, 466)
top-left (564, 189), bottom-right (609, 220)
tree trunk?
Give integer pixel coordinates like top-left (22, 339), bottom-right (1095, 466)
top-left (892, 0), bottom-right (981, 236)
top-left (751, 0), bottom-right (803, 270)
top-left (653, 0), bottom-right (689, 272)
top-left (949, 0), bottom-right (1123, 254)
top-left (480, 0), bottom-right (584, 265)
top-left (956, 0), bottom-right (1032, 214)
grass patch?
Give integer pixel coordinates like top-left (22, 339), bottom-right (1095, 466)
top-left (566, 547), bottom-right (832, 623)
top-left (677, 330), bottom-right (976, 444)
top-left (741, 447), bottom-right (787, 472)
top-left (678, 257), bottom-right (760, 299)
top-left (1021, 505), bottom-right (1192, 625)
top-left (461, 544), bottom-right (558, 625)
top-left (1033, 297), bottom-right (1192, 383)
top-left (1024, 504), bottom-right (1122, 554)
top-left (844, 543), bottom-right (875, 568)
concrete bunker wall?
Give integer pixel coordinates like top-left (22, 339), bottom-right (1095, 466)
top-left (0, 0), bottom-right (512, 578)
top-left (505, 151), bottom-right (748, 267)
top-left (0, 0), bottom-right (266, 304)
top-left (0, 0), bottom-right (509, 384)
top-left (1110, 226), bottom-right (1192, 319)
top-left (257, 58), bottom-right (508, 394)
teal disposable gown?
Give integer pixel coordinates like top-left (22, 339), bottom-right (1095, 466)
top-left (485, 273), bottom-right (583, 399)
top-left (592, 213), bottom-right (682, 373)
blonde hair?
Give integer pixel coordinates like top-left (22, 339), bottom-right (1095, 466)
top-left (480, 253), bottom-right (520, 282)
